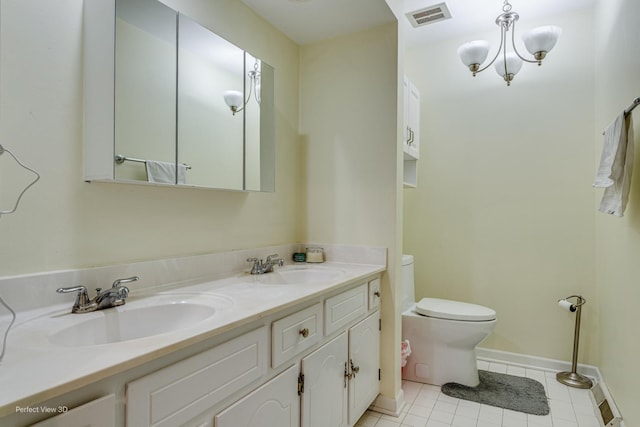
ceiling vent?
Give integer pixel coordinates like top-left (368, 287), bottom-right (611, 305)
top-left (406, 2), bottom-right (452, 28)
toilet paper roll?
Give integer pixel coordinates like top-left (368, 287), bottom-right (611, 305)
top-left (558, 299), bottom-right (576, 312)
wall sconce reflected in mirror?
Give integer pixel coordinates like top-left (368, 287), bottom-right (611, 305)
top-left (223, 58), bottom-right (262, 115)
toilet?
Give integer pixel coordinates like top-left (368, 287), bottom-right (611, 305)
top-left (401, 255), bottom-right (496, 387)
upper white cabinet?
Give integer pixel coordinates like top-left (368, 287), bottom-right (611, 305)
top-left (403, 77), bottom-right (420, 160)
top-left (403, 76), bottom-right (421, 187)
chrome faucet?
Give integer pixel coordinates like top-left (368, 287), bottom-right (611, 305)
top-left (56, 276), bottom-right (139, 313)
top-left (247, 254), bottom-right (285, 275)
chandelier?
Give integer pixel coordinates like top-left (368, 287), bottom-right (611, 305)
top-left (457, 1), bottom-right (561, 86)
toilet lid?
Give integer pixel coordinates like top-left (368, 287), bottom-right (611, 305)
top-left (415, 298), bottom-right (496, 321)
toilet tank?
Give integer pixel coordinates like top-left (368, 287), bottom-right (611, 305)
top-left (402, 254), bottom-right (415, 311)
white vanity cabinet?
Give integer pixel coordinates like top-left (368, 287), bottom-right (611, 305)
top-left (403, 76), bottom-right (421, 188)
top-left (24, 274), bottom-right (382, 427)
top-left (300, 311), bottom-right (380, 427)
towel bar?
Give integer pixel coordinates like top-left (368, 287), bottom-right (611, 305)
top-left (115, 154), bottom-right (191, 169)
top-left (600, 97), bottom-right (639, 135)
top-left (624, 97), bottom-right (640, 116)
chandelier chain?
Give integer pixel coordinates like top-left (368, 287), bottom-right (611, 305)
top-left (502, 0), bottom-right (512, 13)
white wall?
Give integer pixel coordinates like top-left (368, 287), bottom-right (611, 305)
top-left (0, 0), bottom-right (301, 276)
top-left (299, 22), bottom-right (404, 409)
top-left (404, 8), bottom-right (598, 364)
top-left (594, 0), bottom-right (640, 424)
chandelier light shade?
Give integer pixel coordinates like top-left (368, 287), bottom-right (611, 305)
top-left (522, 25), bottom-right (562, 60)
top-left (457, 0), bottom-right (561, 86)
top-left (223, 90), bottom-right (244, 115)
top-left (494, 53), bottom-right (523, 84)
top-left (457, 40), bottom-right (490, 74)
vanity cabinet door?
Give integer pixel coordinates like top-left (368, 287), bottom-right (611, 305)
top-left (127, 326), bottom-right (268, 427)
top-left (300, 310), bottom-right (380, 427)
top-left (348, 312), bottom-right (381, 425)
top-left (29, 394), bottom-right (115, 427)
top-left (300, 332), bottom-right (348, 427)
top-left (214, 364), bottom-right (300, 427)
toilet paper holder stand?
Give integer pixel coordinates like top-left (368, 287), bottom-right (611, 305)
top-left (556, 295), bottom-right (593, 389)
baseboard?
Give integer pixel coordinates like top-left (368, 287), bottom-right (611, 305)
top-left (369, 389), bottom-right (406, 417)
top-left (476, 347), bottom-right (600, 380)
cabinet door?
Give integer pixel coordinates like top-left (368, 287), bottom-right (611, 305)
top-left (29, 394), bottom-right (115, 427)
top-left (300, 332), bottom-right (348, 427)
top-left (127, 326), bottom-right (267, 427)
top-left (348, 312), bottom-right (380, 425)
top-left (215, 364), bottom-right (300, 427)
top-left (407, 80), bottom-right (421, 159)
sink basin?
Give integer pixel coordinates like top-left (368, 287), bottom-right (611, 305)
top-left (246, 267), bottom-right (346, 285)
top-left (48, 296), bottom-right (222, 347)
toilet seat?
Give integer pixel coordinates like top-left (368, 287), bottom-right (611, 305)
top-left (415, 298), bottom-right (496, 321)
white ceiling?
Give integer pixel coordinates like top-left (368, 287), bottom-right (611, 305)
top-left (239, 0), bottom-right (396, 45)
top-left (240, 0), bottom-right (597, 47)
top-left (402, 0), bottom-right (597, 47)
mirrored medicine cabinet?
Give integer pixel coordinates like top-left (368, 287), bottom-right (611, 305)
top-left (84, 0), bottom-right (275, 192)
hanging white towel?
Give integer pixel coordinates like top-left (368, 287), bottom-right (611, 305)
top-left (146, 160), bottom-right (187, 185)
top-left (593, 113), bottom-right (634, 217)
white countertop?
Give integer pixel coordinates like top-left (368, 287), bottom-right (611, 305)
top-left (0, 262), bottom-right (384, 417)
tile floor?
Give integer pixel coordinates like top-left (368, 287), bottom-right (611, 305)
top-left (357, 360), bottom-right (601, 427)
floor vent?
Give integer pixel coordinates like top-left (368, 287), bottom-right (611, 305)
top-left (590, 382), bottom-right (623, 427)
top-left (405, 2), bottom-right (452, 28)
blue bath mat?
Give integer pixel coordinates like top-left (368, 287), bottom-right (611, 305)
top-left (441, 370), bottom-right (550, 415)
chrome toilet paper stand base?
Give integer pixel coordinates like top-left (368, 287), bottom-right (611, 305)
top-left (556, 295), bottom-right (593, 389)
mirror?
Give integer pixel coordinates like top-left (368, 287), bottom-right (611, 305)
top-left (177, 15), bottom-right (244, 190)
top-left (99, 0), bottom-right (275, 191)
top-left (245, 53), bottom-right (275, 192)
top-left (114, 0), bottom-right (177, 183)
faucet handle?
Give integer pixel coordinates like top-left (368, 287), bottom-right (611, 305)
top-left (56, 286), bottom-right (94, 313)
top-left (266, 254), bottom-right (279, 262)
top-left (247, 257), bottom-right (261, 265)
top-left (112, 276), bottom-right (139, 288)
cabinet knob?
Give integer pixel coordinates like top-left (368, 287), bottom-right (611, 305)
top-left (299, 328), bottom-right (309, 338)
top-left (374, 291), bottom-right (380, 298)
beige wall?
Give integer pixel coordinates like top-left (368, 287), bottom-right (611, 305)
top-left (594, 0), bottom-right (640, 424)
top-left (299, 22), bottom-right (404, 407)
top-left (0, 0), bottom-right (301, 276)
top-left (404, 8), bottom-right (598, 364)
